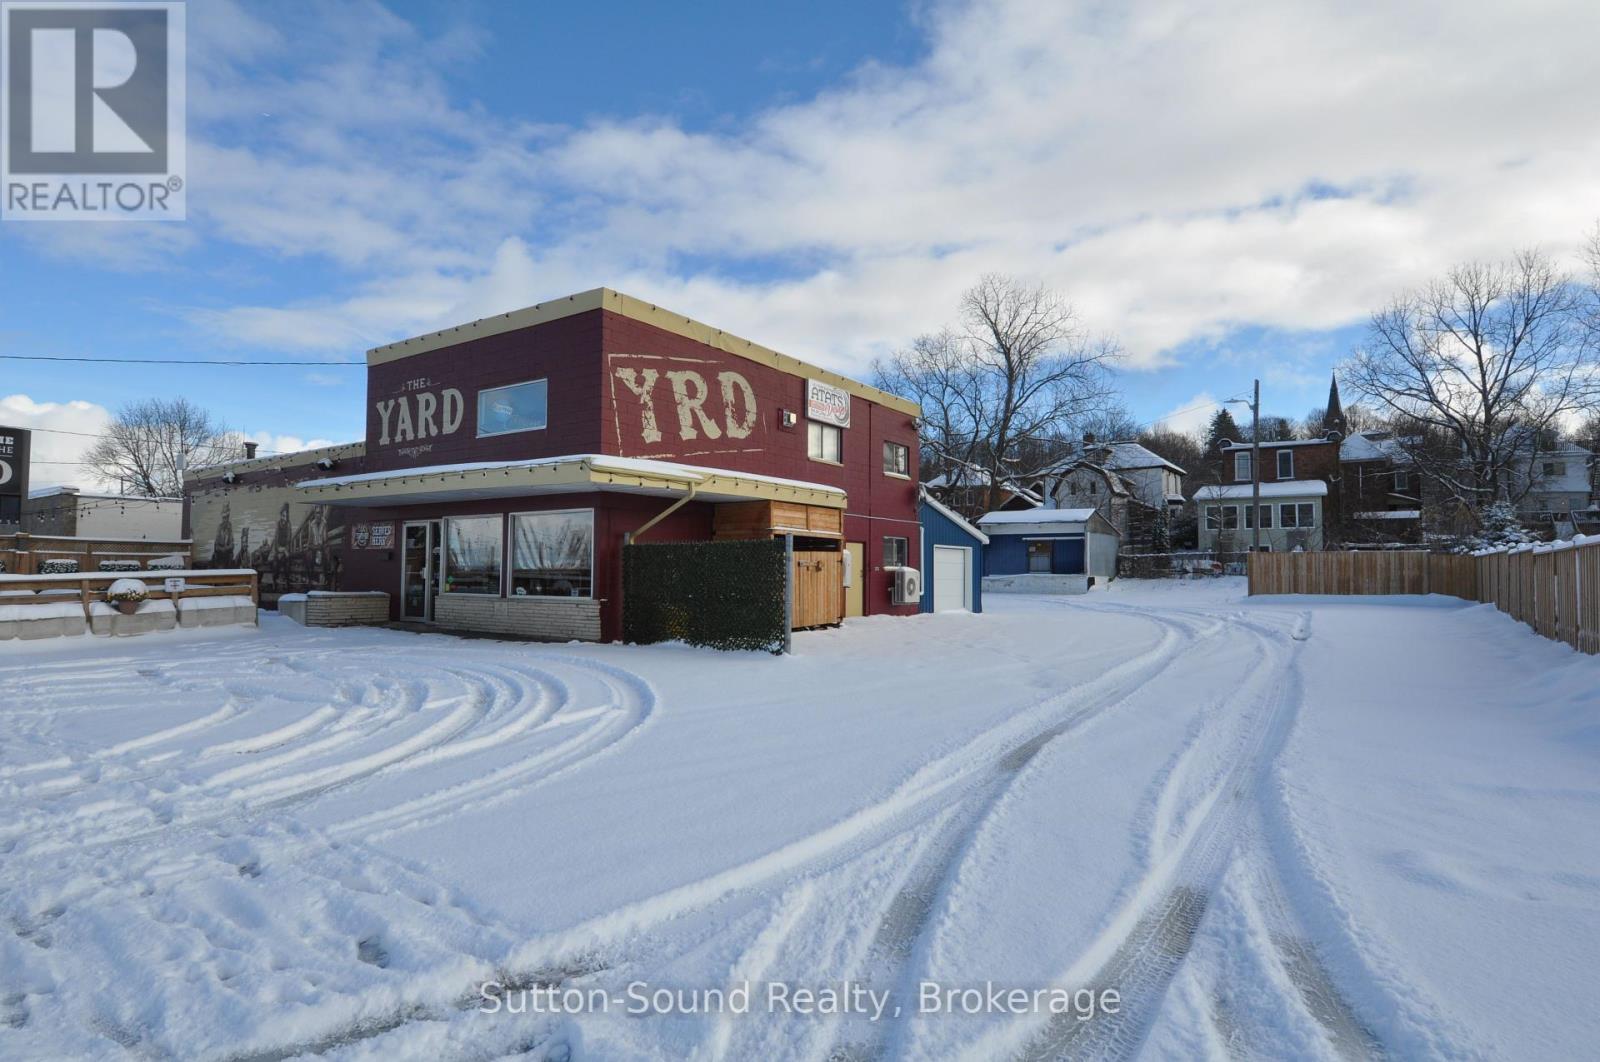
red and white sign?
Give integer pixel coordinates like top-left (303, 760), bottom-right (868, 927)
top-left (806, 379), bottom-right (851, 428)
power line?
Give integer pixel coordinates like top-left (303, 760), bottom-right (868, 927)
top-left (0, 354), bottom-right (362, 366)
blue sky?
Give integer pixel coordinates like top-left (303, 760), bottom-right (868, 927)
top-left (4, 0), bottom-right (1598, 484)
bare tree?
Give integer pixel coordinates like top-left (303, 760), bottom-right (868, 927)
top-left (874, 274), bottom-right (1120, 513)
top-left (1344, 249), bottom-right (1597, 513)
top-left (83, 398), bottom-right (243, 497)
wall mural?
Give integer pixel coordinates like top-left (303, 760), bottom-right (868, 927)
top-left (191, 485), bottom-right (344, 595)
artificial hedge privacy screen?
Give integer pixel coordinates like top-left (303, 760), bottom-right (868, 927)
top-left (623, 538), bottom-right (789, 653)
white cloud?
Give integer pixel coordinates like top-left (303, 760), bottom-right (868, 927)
top-left (0, 394), bottom-right (115, 491)
top-left (66, 0), bottom-right (1600, 386)
top-left (1154, 392), bottom-right (1221, 437)
top-left (241, 431), bottom-right (342, 458)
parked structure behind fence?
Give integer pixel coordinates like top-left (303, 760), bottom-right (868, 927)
top-left (1248, 539), bottom-right (1600, 655)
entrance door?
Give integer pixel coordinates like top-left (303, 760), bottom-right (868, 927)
top-left (401, 520), bottom-right (442, 620)
top-left (844, 541), bottom-right (865, 618)
top-left (1027, 540), bottom-right (1053, 573)
top-left (932, 545), bottom-right (971, 611)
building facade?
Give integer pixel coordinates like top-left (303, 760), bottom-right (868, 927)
top-left (185, 289), bottom-right (923, 642)
top-left (1197, 438), bottom-right (1340, 552)
top-left (23, 486), bottom-right (184, 540)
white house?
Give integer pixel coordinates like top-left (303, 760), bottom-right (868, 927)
top-left (1194, 480), bottom-right (1328, 552)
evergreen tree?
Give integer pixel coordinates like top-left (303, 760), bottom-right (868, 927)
top-left (1205, 408), bottom-right (1243, 456)
top-left (1149, 506), bottom-right (1172, 553)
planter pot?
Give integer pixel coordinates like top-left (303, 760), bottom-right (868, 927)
top-left (115, 600), bottom-right (142, 615)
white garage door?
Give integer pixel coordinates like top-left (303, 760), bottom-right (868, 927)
top-left (932, 545), bottom-right (971, 612)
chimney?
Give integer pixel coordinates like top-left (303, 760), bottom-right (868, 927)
top-left (242, 441), bottom-right (258, 460)
top-left (1082, 431), bottom-right (1096, 447)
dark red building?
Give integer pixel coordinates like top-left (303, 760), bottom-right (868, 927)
top-left (185, 289), bottom-right (922, 642)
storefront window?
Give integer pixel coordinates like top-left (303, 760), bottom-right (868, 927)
top-left (511, 510), bottom-right (594, 597)
top-left (478, 379), bottom-right (548, 437)
top-left (445, 516), bottom-right (503, 594)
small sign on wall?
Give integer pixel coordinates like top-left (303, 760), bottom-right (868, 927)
top-left (366, 523), bottom-right (395, 549)
top-left (164, 577), bottom-right (185, 594)
top-left (806, 379), bottom-right (851, 428)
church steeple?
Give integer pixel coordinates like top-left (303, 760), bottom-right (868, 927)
top-left (1323, 372), bottom-right (1347, 438)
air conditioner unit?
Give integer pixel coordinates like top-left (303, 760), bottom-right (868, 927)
top-left (890, 565), bottom-right (922, 605)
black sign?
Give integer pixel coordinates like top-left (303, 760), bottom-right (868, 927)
top-left (0, 426), bottom-right (28, 527)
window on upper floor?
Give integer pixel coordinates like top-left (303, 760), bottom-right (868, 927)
top-left (1276, 450), bottom-right (1294, 479)
top-left (808, 421), bottom-right (842, 464)
top-left (1394, 470), bottom-right (1410, 492)
top-left (477, 379), bottom-right (548, 438)
top-left (1544, 461), bottom-right (1566, 477)
top-left (1234, 452), bottom-right (1251, 482)
top-left (883, 441), bottom-right (909, 477)
top-left (806, 422), bottom-right (844, 463)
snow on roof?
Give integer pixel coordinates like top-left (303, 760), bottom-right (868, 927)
top-left (1193, 480), bottom-right (1329, 500)
top-left (977, 507), bottom-right (1099, 525)
top-left (1221, 438), bottom-right (1338, 451)
top-left (1098, 441), bottom-right (1186, 475)
top-left (299, 454), bottom-right (845, 497)
top-left (919, 487), bottom-right (989, 544)
top-left (1354, 510), bottom-right (1421, 520)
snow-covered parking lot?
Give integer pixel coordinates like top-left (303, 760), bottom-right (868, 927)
top-left (3, 580), bottom-right (1598, 1061)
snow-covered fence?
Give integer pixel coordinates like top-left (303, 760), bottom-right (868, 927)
top-left (1474, 538), bottom-right (1600, 654)
top-left (1247, 550), bottom-right (1478, 599)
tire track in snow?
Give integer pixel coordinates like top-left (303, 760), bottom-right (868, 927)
top-left (1001, 608), bottom-right (1304, 1061)
top-left (223, 610), bottom-right (1210, 1062)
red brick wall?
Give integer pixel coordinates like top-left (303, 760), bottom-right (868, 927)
top-left (362, 311), bottom-right (606, 472)
top-left (599, 310), bottom-right (921, 617)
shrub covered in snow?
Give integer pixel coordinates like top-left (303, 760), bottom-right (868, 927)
top-left (1448, 501), bottom-right (1541, 554)
top-left (146, 556), bottom-right (186, 571)
top-left (40, 559), bottom-right (80, 575)
top-left (104, 579), bottom-right (150, 604)
top-left (98, 560), bottom-right (143, 573)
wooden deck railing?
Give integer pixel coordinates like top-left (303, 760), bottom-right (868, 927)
top-left (0, 569), bottom-right (259, 622)
top-left (0, 532), bottom-right (191, 575)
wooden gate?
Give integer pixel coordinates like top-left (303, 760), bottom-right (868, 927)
top-left (792, 549), bottom-right (844, 629)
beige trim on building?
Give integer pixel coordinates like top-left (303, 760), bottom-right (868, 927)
top-left (186, 441), bottom-right (368, 483)
top-left (296, 456), bottom-right (848, 510)
top-left (365, 287), bottom-right (922, 418)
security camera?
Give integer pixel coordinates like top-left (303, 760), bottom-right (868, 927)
top-left (222, 471), bottom-right (239, 484)
top-left (316, 457), bottom-right (338, 471)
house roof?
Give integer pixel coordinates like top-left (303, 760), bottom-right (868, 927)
top-left (978, 507), bottom-right (1100, 525)
top-left (1194, 480), bottom-right (1329, 500)
top-left (1221, 438), bottom-right (1338, 451)
top-left (365, 287), bottom-right (921, 417)
top-left (1354, 510), bottom-right (1421, 520)
top-left (1095, 441), bottom-right (1186, 475)
top-left (26, 485), bottom-right (182, 503)
top-left (296, 454), bottom-right (847, 509)
top-left (1040, 441), bottom-right (1185, 476)
top-left (919, 487), bottom-right (989, 544)
top-left (975, 506), bottom-right (1119, 538)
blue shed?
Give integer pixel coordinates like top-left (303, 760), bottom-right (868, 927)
top-left (976, 507), bottom-right (1121, 594)
top-left (919, 488), bottom-right (988, 613)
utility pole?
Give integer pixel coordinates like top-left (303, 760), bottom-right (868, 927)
top-left (1250, 378), bottom-right (1261, 554)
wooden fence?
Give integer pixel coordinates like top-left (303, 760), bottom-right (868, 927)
top-left (1247, 550), bottom-right (1478, 599)
top-left (0, 532), bottom-right (191, 575)
top-left (1248, 541), bottom-right (1600, 655)
top-left (0, 568), bottom-right (260, 629)
top-left (1474, 541), bottom-right (1600, 654)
